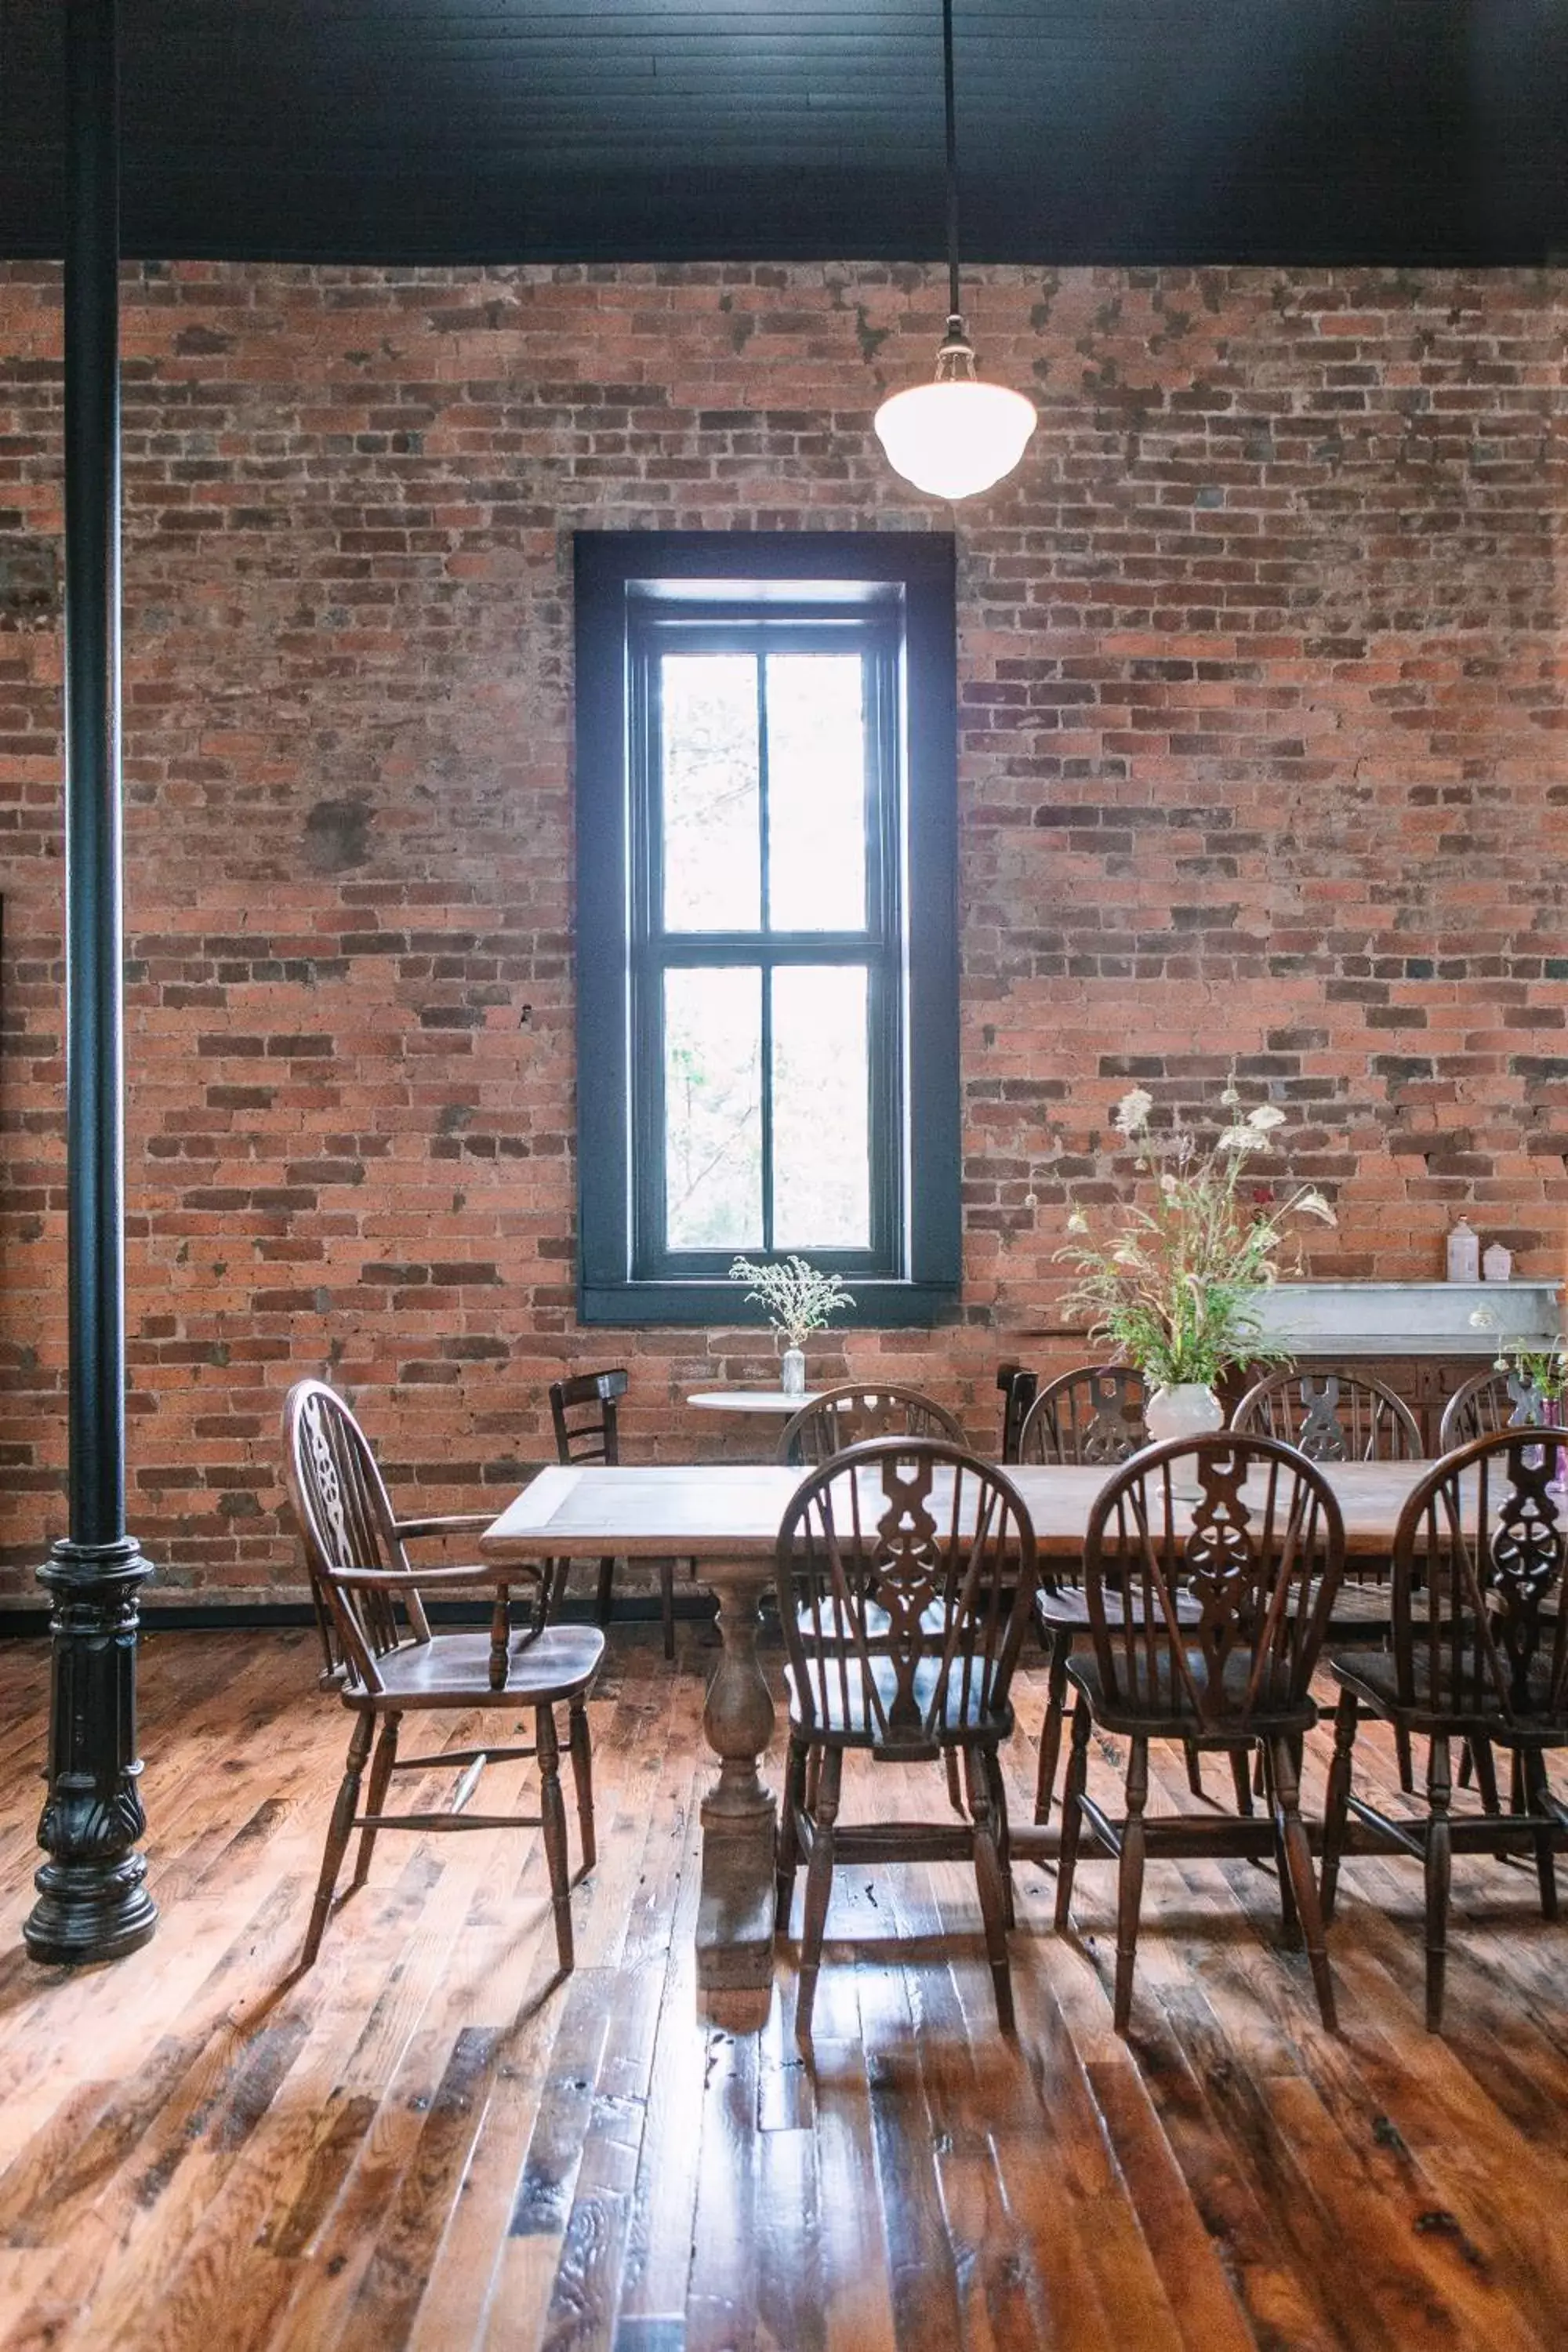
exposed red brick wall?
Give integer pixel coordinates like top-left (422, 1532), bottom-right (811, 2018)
top-left (2, 260), bottom-right (1566, 1599)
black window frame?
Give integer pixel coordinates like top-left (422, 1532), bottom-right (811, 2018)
top-left (574, 530), bottom-right (960, 1329)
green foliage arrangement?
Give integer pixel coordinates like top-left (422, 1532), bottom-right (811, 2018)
top-left (728, 1254), bottom-right (855, 1349)
top-left (1468, 1307), bottom-right (1566, 1405)
top-left (1057, 1083), bottom-right (1336, 1388)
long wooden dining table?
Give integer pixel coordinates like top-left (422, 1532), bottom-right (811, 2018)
top-left (482, 1457), bottom-right (1432, 1992)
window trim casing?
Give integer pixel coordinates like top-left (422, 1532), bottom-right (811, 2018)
top-left (574, 530), bottom-right (960, 1329)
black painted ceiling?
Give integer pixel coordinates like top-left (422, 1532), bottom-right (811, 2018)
top-left (2, 0), bottom-right (1566, 267)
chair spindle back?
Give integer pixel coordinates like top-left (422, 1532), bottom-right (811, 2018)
top-left (776, 1440), bottom-right (1037, 1759)
top-left (1438, 1367), bottom-right (1552, 1454)
top-left (1081, 1435), bottom-right (1345, 1733)
top-left (1017, 1364), bottom-right (1149, 1467)
top-left (1231, 1367), bottom-right (1422, 1462)
top-left (776, 1383), bottom-right (964, 1467)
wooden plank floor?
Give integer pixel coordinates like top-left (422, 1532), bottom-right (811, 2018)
top-left (0, 1626), bottom-right (1563, 2350)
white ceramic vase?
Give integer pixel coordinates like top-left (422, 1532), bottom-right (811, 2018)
top-left (1145, 1381), bottom-right (1225, 1449)
top-left (780, 1345), bottom-right (808, 1399)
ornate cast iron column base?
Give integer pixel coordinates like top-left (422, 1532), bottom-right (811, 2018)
top-left (24, 1537), bottom-right (158, 1965)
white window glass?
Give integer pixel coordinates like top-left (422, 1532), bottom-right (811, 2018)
top-left (765, 653), bottom-right (868, 932)
top-left (771, 965), bottom-right (871, 1249)
top-left (663, 967), bottom-right (763, 1248)
top-left (660, 654), bottom-right (760, 931)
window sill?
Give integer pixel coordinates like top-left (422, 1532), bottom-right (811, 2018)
top-left (578, 1279), bottom-right (960, 1329)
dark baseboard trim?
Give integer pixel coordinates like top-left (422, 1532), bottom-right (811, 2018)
top-left (0, 1593), bottom-right (719, 1640)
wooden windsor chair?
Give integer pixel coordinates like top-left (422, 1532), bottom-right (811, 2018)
top-left (1322, 1428), bottom-right (1568, 2031)
top-left (283, 1378), bottom-right (604, 1973)
top-left (778, 1385), bottom-right (972, 1817)
top-left (774, 1439), bottom-right (1039, 2038)
top-left (1054, 1432), bottom-right (1346, 2034)
top-left (550, 1367), bottom-right (683, 1658)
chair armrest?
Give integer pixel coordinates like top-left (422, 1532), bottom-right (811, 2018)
top-left (394, 1512), bottom-right (495, 1539)
top-left (329, 1562), bottom-right (516, 1592)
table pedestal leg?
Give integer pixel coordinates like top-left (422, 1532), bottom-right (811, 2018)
top-left (695, 1559), bottom-right (777, 1992)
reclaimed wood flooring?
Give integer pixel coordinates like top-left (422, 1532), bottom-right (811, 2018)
top-left (0, 1625), bottom-right (1562, 2349)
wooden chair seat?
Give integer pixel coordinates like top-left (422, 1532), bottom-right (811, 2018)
top-left (784, 1656), bottom-right (1016, 1747)
top-left (343, 1624), bottom-right (604, 1711)
top-left (1330, 1646), bottom-right (1563, 1741)
top-left (1064, 1650), bottom-right (1319, 1743)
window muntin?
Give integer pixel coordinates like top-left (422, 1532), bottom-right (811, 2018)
top-left (630, 609), bottom-right (900, 1279)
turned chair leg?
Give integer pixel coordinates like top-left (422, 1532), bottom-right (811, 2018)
top-left (1320, 1684), bottom-right (1359, 1923)
top-left (1271, 1735), bottom-right (1337, 2031)
top-left (1425, 1732), bottom-right (1453, 2033)
top-left (1112, 1737), bottom-right (1150, 2035)
top-left (965, 1743), bottom-right (1015, 2032)
top-left (303, 1712), bottom-right (374, 1966)
top-left (1229, 1748), bottom-right (1255, 1817)
top-left (350, 1711), bottom-right (400, 1891)
top-left (1526, 1748), bottom-right (1558, 1922)
top-left (776, 1733), bottom-right (808, 1933)
top-left (945, 1748), bottom-right (967, 1817)
top-left (797, 1746), bottom-right (842, 2043)
top-left (1395, 1721), bottom-right (1415, 1795)
top-left (1054, 1698), bottom-right (1093, 1933)
top-left (1033, 1641), bottom-right (1069, 1825)
top-left (1262, 1742), bottom-right (1301, 1948)
top-left (1184, 1741), bottom-right (1205, 1798)
top-left (538, 1703), bottom-right (575, 1975)
top-left (568, 1694), bottom-right (596, 1875)
top-left (1468, 1735), bottom-right (1501, 1817)
top-left (981, 1744), bottom-right (1014, 1929)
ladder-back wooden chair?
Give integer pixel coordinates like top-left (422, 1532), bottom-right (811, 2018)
top-left (775, 1382), bottom-right (965, 1467)
top-left (1322, 1428), bottom-right (1568, 2031)
top-left (774, 1439), bottom-right (1038, 2038)
top-left (1017, 1367), bottom-right (1167, 1824)
top-left (283, 1378), bottom-right (604, 1973)
top-left (550, 1367), bottom-right (679, 1657)
top-left (1054, 1433), bottom-right (1345, 2034)
top-left (1439, 1366), bottom-right (1551, 1454)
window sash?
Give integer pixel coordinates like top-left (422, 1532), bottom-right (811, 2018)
top-left (626, 612), bottom-right (904, 1279)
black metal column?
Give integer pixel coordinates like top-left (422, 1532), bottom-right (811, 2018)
top-left (24, 0), bottom-right (157, 1966)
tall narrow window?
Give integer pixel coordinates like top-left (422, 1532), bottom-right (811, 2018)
top-left (575, 533), bottom-right (958, 1327)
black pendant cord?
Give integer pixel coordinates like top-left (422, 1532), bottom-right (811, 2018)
top-left (24, 0), bottom-right (158, 1969)
top-left (942, 0), bottom-right (963, 327)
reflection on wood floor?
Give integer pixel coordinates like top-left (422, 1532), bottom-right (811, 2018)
top-left (0, 1625), bottom-right (1562, 2349)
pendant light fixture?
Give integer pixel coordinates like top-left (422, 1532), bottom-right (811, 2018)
top-left (873, 0), bottom-right (1037, 500)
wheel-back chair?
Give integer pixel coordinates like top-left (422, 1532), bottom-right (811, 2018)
top-left (774, 1439), bottom-right (1038, 2038)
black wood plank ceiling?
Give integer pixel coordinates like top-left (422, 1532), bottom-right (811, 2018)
top-left (2, 0), bottom-right (1566, 267)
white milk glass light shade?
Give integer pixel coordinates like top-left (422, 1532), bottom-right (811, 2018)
top-left (873, 324), bottom-right (1037, 499)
